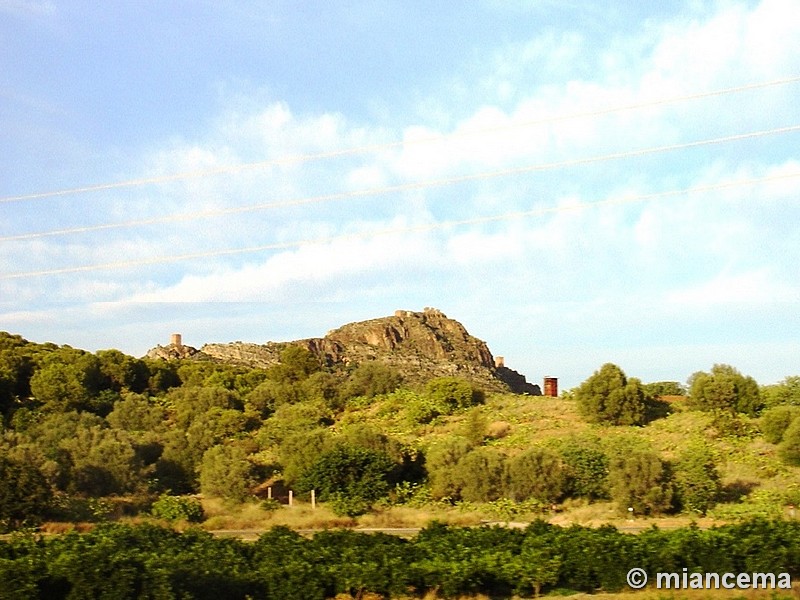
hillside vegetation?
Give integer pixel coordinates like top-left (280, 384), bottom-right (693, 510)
top-left (1, 322), bottom-right (800, 532)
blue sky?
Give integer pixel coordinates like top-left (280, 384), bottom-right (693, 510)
top-left (1, 0), bottom-right (799, 390)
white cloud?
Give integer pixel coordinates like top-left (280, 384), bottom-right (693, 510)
top-left (5, 0), bottom-right (799, 394)
top-left (667, 269), bottom-right (799, 307)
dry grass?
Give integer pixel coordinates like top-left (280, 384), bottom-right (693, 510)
top-left (199, 497), bottom-right (492, 532)
top-left (39, 521), bottom-right (95, 534)
top-left (201, 497), bottom-right (359, 530)
top-left (357, 504), bottom-right (484, 529)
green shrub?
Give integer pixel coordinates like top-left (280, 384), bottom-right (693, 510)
top-left (453, 448), bottom-right (507, 503)
top-left (406, 396), bottom-right (444, 424)
top-left (608, 449), bottom-right (673, 515)
top-left (424, 377), bottom-right (485, 413)
top-left (506, 447), bottom-right (567, 503)
top-left (260, 498), bottom-right (281, 512)
top-left (150, 494), bottom-right (205, 523)
top-left (672, 441), bottom-right (720, 515)
top-left (339, 362), bottom-right (402, 400)
top-left (778, 418), bottom-right (800, 466)
top-left (559, 441), bottom-right (609, 500)
top-left (0, 457), bottom-right (51, 531)
top-left (760, 405), bottom-right (800, 444)
top-left (297, 445), bottom-right (395, 516)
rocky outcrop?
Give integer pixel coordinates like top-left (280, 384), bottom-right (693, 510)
top-left (145, 343), bottom-right (209, 361)
top-left (146, 308), bottom-right (539, 394)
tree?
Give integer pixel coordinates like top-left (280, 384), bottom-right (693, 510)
top-left (688, 364), bottom-right (762, 416)
top-left (0, 457), bottom-right (51, 531)
top-left (301, 371), bottom-right (342, 410)
top-left (608, 449), bottom-right (673, 515)
top-left (643, 381), bottom-right (687, 397)
top-left (761, 376), bottom-right (800, 409)
top-left (506, 447), bottom-right (567, 503)
top-left (575, 363), bottom-right (647, 426)
top-left (143, 359), bottom-right (180, 394)
top-left (168, 385), bottom-right (243, 429)
top-left (61, 425), bottom-right (144, 495)
top-left (246, 379), bottom-right (303, 417)
top-left (95, 349), bottom-right (149, 394)
top-left (106, 392), bottom-right (166, 433)
top-left (199, 443), bottom-right (256, 503)
top-left (461, 407), bottom-right (488, 447)
top-left (29, 362), bottom-right (88, 413)
top-left (278, 428), bottom-right (331, 486)
top-left (267, 346), bottom-right (321, 383)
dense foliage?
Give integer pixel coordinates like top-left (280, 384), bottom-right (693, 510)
top-left (0, 519), bottom-right (799, 599)
top-left (1, 331), bottom-right (799, 530)
top-left (688, 363), bottom-right (762, 416)
top-left (574, 363), bottom-right (648, 426)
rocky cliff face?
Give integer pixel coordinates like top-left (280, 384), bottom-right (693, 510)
top-left (146, 308), bottom-right (539, 394)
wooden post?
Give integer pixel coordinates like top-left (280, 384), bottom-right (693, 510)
top-left (288, 490), bottom-right (293, 507)
top-left (267, 486), bottom-right (272, 500)
top-left (311, 489), bottom-right (316, 510)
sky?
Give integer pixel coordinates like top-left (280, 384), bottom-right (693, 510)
top-left (1, 0), bottom-right (799, 390)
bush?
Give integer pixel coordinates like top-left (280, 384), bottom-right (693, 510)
top-left (760, 405), bottom-right (800, 444)
top-left (406, 396), bottom-right (444, 424)
top-left (559, 441), bottom-right (609, 500)
top-left (672, 442), bottom-right (720, 515)
top-left (425, 437), bottom-right (473, 500)
top-left (778, 418), bottom-right (800, 466)
top-left (297, 445), bottom-right (395, 516)
top-left (0, 457), bottom-right (51, 531)
top-left (506, 447), bottom-right (567, 503)
top-left (150, 494), bottom-right (205, 523)
top-left (424, 377), bottom-right (485, 413)
top-left (453, 448), bottom-right (506, 503)
top-left (608, 449), bottom-right (673, 515)
top-left (199, 444), bottom-right (257, 503)
top-left (339, 362), bottom-right (402, 400)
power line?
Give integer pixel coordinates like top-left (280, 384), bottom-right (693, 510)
top-left (3, 123), bottom-right (799, 243)
top-left (3, 170), bottom-right (797, 280)
top-left (2, 74), bottom-right (799, 205)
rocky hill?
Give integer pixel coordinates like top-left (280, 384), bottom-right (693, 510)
top-left (146, 308), bottom-right (539, 394)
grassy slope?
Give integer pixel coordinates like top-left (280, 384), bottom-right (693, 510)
top-left (184, 391), bottom-right (800, 532)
